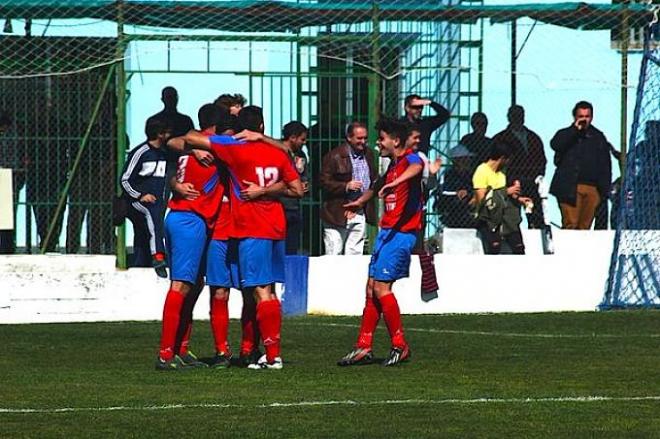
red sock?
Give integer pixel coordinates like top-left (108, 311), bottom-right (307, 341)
top-left (178, 321), bottom-right (192, 356)
top-left (356, 296), bottom-right (381, 349)
top-left (379, 293), bottom-right (407, 349)
top-left (210, 296), bottom-right (230, 354)
top-left (256, 299), bottom-right (281, 362)
top-left (159, 289), bottom-right (185, 360)
top-left (153, 252), bottom-right (165, 261)
top-left (240, 302), bottom-right (258, 355)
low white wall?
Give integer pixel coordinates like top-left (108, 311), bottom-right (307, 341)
top-left (0, 230), bottom-right (615, 324)
top-left (308, 230), bottom-right (614, 315)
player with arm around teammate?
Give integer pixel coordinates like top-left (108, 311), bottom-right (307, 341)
top-left (338, 118), bottom-right (424, 367)
top-left (175, 106), bottom-right (303, 369)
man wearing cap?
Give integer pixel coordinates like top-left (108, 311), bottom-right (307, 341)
top-left (437, 144), bottom-right (477, 228)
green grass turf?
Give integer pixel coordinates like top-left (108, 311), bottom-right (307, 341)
top-left (1, 311), bottom-right (660, 438)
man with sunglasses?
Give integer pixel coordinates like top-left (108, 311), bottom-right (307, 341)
top-left (400, 95), bottom-right (450, 155)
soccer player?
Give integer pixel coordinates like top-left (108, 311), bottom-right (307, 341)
top-left (338, 118), bottom-right (424, 367)
top-left (175, 106), bottom-right (303, 369)
top-left (155, 103), bottom-right (225, 370)
top-left (120, 118), bottom-right (171, 276)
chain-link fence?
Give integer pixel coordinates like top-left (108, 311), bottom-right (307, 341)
top-left (0, 0), bottom-right (656, 260)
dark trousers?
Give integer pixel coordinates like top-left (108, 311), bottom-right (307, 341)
top-left (126, 200), bottom-right (165, 267)
top-left (478, 223), bottom-right (525, 255)
top-left (285, 209), bottom-right (302, 255)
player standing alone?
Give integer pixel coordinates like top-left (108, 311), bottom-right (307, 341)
top-left (338, 118), bottom-right (424, 367)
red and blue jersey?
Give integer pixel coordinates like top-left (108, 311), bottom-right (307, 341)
top-left (168, 130), bottom-right (227, 229)
top-left (208, 135), bottom-right (299, 240)
top-left (380, 149), bottom-right (424, 232)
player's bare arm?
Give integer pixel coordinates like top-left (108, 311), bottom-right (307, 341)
top-left (233, 129), bottom-right (290, 153)
top-left (240, 180), bottom-right (287, 201)
top-left (378, 163), bottom-right (423, 198)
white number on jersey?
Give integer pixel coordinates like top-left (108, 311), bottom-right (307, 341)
top-left (255, 166), bottom-right (279, 187)
top-left (176, 156), bottom-right (189, 183)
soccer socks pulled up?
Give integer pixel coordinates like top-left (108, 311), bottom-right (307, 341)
top-left (379, 293), bottom-right (407, 349)
top-left (256, 299), bottom-right (281, 363)
top-left (210, 296), bottom-right (230, 354)
top-left (159, 289), bottom-right (185, 360)
top-left (240, 301), bottom-right (259, 355)
top-left (356, 296), bottom-right (381, 349)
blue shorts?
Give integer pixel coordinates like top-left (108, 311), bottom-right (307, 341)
top-left (238, 238), bottom-right (285, 287)
top-left (206, 239), bottom-right (240, 288)
top-left (165, 211), bottom-right (208, 283)
top-left (368, 229), bottom-right (417, 282)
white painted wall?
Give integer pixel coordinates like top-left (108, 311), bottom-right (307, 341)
top-left (0, 231), bottom-right (617, 324)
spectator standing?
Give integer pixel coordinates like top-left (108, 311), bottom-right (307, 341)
top-left (147, 87), bottom-right (194, 138)
top-left (461, 112), bottom-right (491, 168)
top-left (120, 118), bottom-right (171, 274)
top-left (437, 144), bottom-right (477, 228)
top-left (280, 121), bottom-right (309, 255)
top-left (492, 105), bottom-right (546, 229)
top-left (399, 95), bottom-right (450, 155)
top-left (550, 101), bottom-right (612, 230)
top-left (320, 122), bottom-right (378, 255)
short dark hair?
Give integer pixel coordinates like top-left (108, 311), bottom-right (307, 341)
top-left (238, 105), bottom-right (264, 132)
top-left (405, 122), bottom-right (420, 137)
top-left (145, 118), bottom-right (168, 140)
top-left (345, 121), bottom-right (367, 138)
top-left (217, 113), bottom-right (239, 135)
top-left (404, 94), bottom-right (422, 107)
top-left (282, 121), bottom-right (308, 140)
top-left (572, 101), bottom-right (593, 117)
top-left (470, 111), bottom-right (487, 127)
top-left (487, 142), bottom-right (512, 161)
top-left (376, 117), bottom-right (408, 146)
top-left (197, 103), bottom-right (223, 131)
top-left (215, 93), bottom-right (247, 110)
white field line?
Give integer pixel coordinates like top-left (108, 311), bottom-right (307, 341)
top-left (293, 322), bottom-right (660, 339)
top-left (2, 396), bottom-right (660, 414)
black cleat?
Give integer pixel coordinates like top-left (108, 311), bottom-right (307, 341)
top-left (382, 345), bottom-right (411, 367)
top-left (337, 348), bottom-right (374, 367)
top-left (152, 258), bottom-right (168, 278)
top-left (239, 349), bottom-right (263, 368)
top-left (209, 352), bottom-right (232, 369)
top-left (155, 355), bottom-right (190, 371)
top-left (178, 351), bottom-right (208, 368)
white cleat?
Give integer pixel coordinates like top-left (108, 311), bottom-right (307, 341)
top-left (247, 354), bottom-right (283, 370)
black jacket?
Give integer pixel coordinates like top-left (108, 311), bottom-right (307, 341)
top-left (400, 102), bottom-right (450, 154)
top-left (549, 124), bottom-right (612, 205)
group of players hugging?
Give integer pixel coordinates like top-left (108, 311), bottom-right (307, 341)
top-left (121, 100), bottom-right (425, 371)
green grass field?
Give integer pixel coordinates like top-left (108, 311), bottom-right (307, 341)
top-left (2, 311), bottom-right (660, 438)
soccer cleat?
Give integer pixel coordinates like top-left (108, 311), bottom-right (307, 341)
top-left (238, 349), bottom-right (262, 368)
top-left (382, 345), bottom-right (411, 367)
top-left (337, 348), bottom-right (374, 367)
top-left (152, 258), bottom-right (168, 278)
top-left (178, 351), bottom-right (208, 368)
top-left (248, 354), bottom-right (283, 370)
top-left (155, 355), bottom-right (190, 371)
top-left (209, 352), bottom-right (232, 369)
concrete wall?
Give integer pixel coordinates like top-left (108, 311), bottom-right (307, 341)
top-left (0, 230), bottom-right (616, 324)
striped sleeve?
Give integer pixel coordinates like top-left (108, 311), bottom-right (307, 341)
top-left (121, 144), bottom-right (148, 199)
